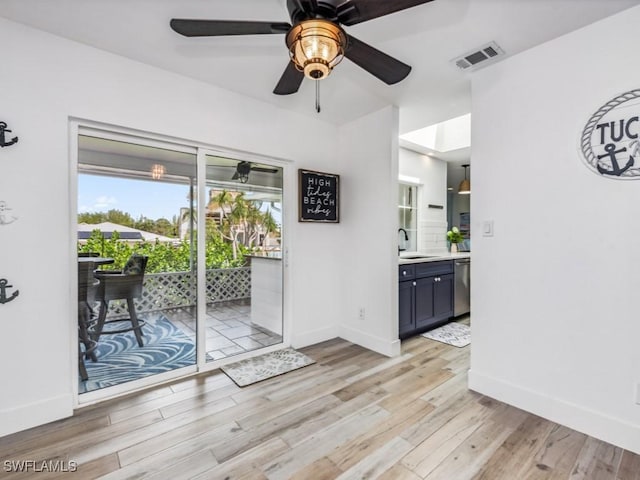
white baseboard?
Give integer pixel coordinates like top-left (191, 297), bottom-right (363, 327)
top-left (291, 325), bottom-right (340, 350)
top-left (339, 325), bottom-right (401, 358)
top-left (0, 394), bottom-right (73, 438)
top-left (468, 369), bottom-right (640, 455)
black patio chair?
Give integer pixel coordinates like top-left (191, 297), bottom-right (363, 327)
top-left (92, 254), bottom-right (149, 347)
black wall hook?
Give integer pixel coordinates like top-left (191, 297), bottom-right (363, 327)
top-left (0, 278), bottom-right (19, 304)
top-left (0, 121), bottom-right (19, 148)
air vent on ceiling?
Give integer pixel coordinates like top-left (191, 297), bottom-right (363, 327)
top-left (452, 41), bottom-right (505, 71)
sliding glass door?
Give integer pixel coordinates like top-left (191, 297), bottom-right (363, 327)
top-left (202, 154), bottom-right (284, 362)
top-left (76, 133), bottom-right (199, 394)
top-left (75, 129), bottom-right (286, 396)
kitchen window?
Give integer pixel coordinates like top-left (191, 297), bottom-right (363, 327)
top-left (398, 183), bottom-right (417, 252)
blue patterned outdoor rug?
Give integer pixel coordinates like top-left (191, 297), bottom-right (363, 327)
top-left (221, 347), bottom-right (315, 387)
top-left (79, 316), bottom-right (196, 393)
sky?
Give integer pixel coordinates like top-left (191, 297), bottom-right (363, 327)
top-left (78, 174), bottom-right (191, 220)
top-left (78, 174), bottom-right (283, 225)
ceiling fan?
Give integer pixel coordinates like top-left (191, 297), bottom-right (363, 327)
top-left (232, 161), bottom-right (279, 183)
top-left (170, 0), bottom-right (435, 96)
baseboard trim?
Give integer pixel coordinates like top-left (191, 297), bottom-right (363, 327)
top-left (468, 369), bottom-right (640, 455)
top-left (339, 325), bottom-right (401, 358)
top-left (0, 393), bottom-right (73, 438)
top-left (291, 325), bottom-right (340, 350)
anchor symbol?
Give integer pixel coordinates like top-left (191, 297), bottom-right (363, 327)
top-left (596, 143), bottom-right (634, 176)
top-left (0, 278), bottom-right (19, 304)
top-left (0, 121), bottom-right (19, 148)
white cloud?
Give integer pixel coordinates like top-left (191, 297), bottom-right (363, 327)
top-left (79, 196), bottom-right (118, 213)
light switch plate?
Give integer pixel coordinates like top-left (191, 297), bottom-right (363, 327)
top-left (636, 383), bottom-right (640, 405)
top-left (483, 220), bottom-right (494, 237)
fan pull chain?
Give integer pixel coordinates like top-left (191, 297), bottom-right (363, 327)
top-left (315, 80), bottom-right (321, 113)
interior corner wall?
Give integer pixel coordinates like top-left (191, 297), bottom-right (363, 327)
top-left (469, 6), bottom-right (640, 453)
top-left (0, 17), bottom-right (345, 437)
top-left (336, 106), bottom-right (401, 357)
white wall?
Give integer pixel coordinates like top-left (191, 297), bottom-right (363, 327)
top-left (469, 6), bottom-right (640, 453)
top-left (0, 18), bottom-right (397, 436)
top-left (337, 107), bottom-right (401, 357)
top-left (399, 148), bottom-right (448, 253)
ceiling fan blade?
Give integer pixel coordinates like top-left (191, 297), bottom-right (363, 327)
top-left (345, 35), bottom-right (411, 85)
top-left (232, 171), bottom-right (240, 180)
top-left (170, 19), bottom-right (291, 37)
top-left (251, 167), bottom-right (279, 173)
top-left (337, 0), bottom-right (434, 26)
top-left (273, 61), bottom-right (304, 95)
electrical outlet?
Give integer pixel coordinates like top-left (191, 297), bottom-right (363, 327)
top-left (358, 308), bottom-right (365, 321)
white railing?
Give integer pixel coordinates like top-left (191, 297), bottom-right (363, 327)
top-left (105, 267), bottom-right (251, 318)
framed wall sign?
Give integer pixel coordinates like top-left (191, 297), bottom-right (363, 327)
top-left (298, 169), bottom-right (339, 223)
top-left (580, 89), bottom-right (640, 179)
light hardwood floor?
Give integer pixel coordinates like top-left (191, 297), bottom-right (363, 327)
top-left (2, 321), bottom-right (639, 479)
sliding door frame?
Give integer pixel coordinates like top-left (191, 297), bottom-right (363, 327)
top-left (70, 119), bottom-right (291, 407)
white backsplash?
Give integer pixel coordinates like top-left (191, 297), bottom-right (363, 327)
top-left (418, 220), bottom-right (449, 254)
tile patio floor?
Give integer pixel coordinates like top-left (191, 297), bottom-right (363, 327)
top-left (157, 299), bottom-right (283, 361)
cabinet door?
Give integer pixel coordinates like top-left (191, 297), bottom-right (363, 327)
top-left (414, 277), bottom-right (435, 329)
top-left (433, 273), bottom-right (454, 319)
top-left (399, 280), bottom-right (415, 336)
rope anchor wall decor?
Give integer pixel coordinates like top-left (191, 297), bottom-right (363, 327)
top-left (0, 121), bottom-right (19, 147)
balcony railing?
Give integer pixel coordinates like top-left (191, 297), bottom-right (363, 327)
top-left (104, 266), bottom-right (251, 318)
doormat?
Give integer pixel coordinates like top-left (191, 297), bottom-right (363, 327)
top-left (79, 316), bottom-right (196, 393)
top-left (221, 347), bottom-right (315, 387)
top-left (422, 322), bottom-right (470, 348)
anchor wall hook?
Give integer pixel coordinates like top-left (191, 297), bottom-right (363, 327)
top-left (596, 143), bottom-right (634, 176)
top-left (0, 278), bottom-right (19, 304)
top-left (0, 121), bottom-right (19, 148)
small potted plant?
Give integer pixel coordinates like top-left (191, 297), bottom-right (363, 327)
top-left (447, 226), bottom-right (464, 253)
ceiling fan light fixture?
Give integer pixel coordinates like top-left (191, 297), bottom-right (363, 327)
top-left (236, 161), bottom-right (251, 183)
top-left (286, 20), bottom-right (347, 80)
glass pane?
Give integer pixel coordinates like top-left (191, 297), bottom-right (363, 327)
top-left (406, 208), bottom-right (416, 231)
top-left (409, 186), bottom-right (417, 208)
top-left (77, 135), bottom-right (197, 394)
top-left (406, 231), bottom-right (417, 252)
top-left (204, 155), bottom-right (284, 361)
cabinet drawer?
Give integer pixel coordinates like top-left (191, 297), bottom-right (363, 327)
top-left (415, 260), bottom-right (453, 278)
top-left (399, 264), bottom-right (415, 280)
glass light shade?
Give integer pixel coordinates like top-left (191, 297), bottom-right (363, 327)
top-left (151, 164), bottom-right (166, 180)
top-left (286, 20), bottom-right (346, 80)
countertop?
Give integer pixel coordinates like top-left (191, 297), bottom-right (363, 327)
top-left (398, 252), bottom-right (471, 265)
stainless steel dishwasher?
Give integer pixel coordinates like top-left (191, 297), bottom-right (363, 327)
top-left (454, 258), bottom-right (470, 316)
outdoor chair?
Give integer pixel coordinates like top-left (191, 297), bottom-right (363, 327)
top-left (78, 262), bottom-right (100, 380)
top-left (92, 254), bottom-right (148, 347)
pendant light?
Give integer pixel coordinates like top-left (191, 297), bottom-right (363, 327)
top-left (151, 164), bottom-right (166, 180)
top-left (458, 164), bottom-right (470, 195)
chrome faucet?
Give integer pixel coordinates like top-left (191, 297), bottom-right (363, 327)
top-left (398, 228), bottom-right (409, 254)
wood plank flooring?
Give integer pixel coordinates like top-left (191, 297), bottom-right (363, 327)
top-left (1, 320), bottom-right (639, 479)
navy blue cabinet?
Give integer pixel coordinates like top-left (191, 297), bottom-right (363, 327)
top-left (399, 260), bottom-right (454, 338)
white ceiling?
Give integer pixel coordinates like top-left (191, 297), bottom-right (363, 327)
top-left (2, 0), bottom-right (638, 136)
